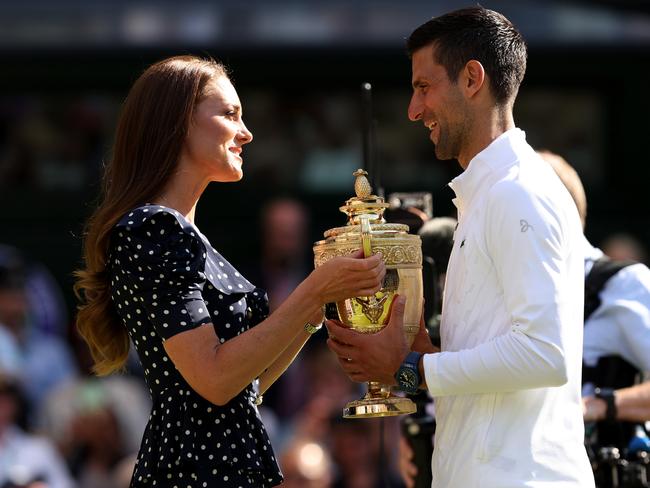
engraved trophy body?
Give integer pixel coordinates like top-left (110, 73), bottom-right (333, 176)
top-left (313, 169), bottom-right (423, 418)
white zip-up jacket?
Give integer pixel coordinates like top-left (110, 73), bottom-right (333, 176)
top-left (423, 129), bottom-right (595, 487)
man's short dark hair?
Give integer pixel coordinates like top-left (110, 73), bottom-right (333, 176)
top-left (407, 6), bottom-right (527, 104)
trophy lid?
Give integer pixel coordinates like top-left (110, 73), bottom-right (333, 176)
top-left (340, 169), bottom-right (390, 225)
top-left (314, 168), bottom-right (420, 269)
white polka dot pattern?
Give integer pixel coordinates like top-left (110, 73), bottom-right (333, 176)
top-left (108, 205), bottom-right (282, 487)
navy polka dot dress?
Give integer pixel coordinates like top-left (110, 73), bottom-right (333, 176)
top-left (108, 204), bottom-right (283, 487)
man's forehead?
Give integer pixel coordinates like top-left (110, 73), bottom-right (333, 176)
top-left (411, 45), bottom-right (444, 81)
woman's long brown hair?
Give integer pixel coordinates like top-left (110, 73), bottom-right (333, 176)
top-left (74, 56), bottom-right (227, 375)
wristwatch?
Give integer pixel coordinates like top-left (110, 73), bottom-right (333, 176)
top-left (394, 352), bottom-right (423, 395)
top-left (594, 387), bottom-right (617, 422)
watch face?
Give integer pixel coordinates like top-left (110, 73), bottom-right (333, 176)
top-left (398, 369), bottom-right (418, 391)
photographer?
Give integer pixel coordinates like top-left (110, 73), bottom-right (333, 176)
top-left (540, 150), bottom-right (650, 487)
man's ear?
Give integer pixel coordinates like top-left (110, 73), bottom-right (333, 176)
top-left (462, 60), bottom-right (485, 98)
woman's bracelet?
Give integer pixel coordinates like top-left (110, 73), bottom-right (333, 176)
top-left (304, 321), bottom-right (323, 335)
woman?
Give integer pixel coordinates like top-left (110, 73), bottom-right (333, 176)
top-left (74, 56), bottom-right (385, 487)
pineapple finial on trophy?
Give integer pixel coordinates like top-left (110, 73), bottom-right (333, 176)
top-left (353, 169), bottom-right (372, 199)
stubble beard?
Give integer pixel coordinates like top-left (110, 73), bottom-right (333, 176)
top-left (433, 123), bottom-right (461, 161)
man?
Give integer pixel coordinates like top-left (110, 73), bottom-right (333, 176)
top-left (399, 151), bottom-right (650, 486)
top-left (326, 7), bottom-right (594, 487)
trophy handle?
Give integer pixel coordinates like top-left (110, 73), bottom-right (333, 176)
top-left (360, 214), bottom-right (372, 257)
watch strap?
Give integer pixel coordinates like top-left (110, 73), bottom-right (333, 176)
top-left (594, 387), bottom-right (617, 422)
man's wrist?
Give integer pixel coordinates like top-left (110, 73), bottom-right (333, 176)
top-left (394, 352), bottom-right (422, 394)
top-left (594, 387), bottom-right (618, 422)
top-left (418, 354), bottom-right (427, 389)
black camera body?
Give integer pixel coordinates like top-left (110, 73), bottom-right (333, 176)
top-left (589, 445), bottom-right (650, 488)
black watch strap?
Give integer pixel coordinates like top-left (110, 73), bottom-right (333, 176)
top-left (594, 387), bottom-right (617, 422)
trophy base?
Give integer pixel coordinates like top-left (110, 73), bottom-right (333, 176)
top-left (343, 395), bottom-right (416, 419)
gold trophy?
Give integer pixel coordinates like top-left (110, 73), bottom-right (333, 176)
top-left (313, 169), bottom-right (423, 418)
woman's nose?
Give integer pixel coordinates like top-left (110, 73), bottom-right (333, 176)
top-left (238, 121), bottom-right (253, 144)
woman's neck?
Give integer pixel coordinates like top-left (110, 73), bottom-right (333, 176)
top-left (153, 167), bottom-right (207, 223)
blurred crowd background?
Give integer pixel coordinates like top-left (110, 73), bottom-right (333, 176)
top-left (1, 0), bottom-right (650, 487)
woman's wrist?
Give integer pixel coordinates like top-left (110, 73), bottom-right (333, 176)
top-left (304, 306), bottom-right (325, 335)
top-left (304, 321), bottom-right (323, 335)
top-left (297, 273), bottom-right (326, 312)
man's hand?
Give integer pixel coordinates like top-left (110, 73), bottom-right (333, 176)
top-left (325, 295), bottom-right (410, 385)
top-left (412, 308), bottom-right (439, 354)
top-left (398, 436), bottom-right (418, 488)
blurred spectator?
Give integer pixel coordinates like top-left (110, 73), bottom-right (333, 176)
top-left (274, 341), bottom-right (404, 488)
top-left (329, 416), bottom-right (404, 488)
top-left (37, 376), bottom-right (149, 466)
top-left (0, 96), bottom-right (111, 191)
top-left (601, 232), bottom-right (648, 264)
top-left (280, 438), bottom-right (333, 488)
top-left (255, 198), bottom-right (311, 311)
top-left (280, 343), bottom-right (359, 447)
top-left (0, 373), bottom-right (75, 488)
top-left (246, 198), bottom-right (314, 421)
top-left (36, 376), bottom-right (149, 488)
top-left (0, 251), bottom-right (77, 408)
top-left (112, 455), bottom-right (137, 488)
top-left (0, 245), bottom-right (69, 337)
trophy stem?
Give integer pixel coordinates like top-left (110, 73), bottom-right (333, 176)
top-left (366, 381), bottom-right (389, 399)
top-left (343, 381), bottom-right (417, 419)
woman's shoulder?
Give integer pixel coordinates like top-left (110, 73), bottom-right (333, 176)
top-left (110, 204), bottom-right (205, 257)
top-left (115, 204), bottom-right (194, 234)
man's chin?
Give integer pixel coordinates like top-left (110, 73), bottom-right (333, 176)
top-left (434, 147), bottom-right (454, 161)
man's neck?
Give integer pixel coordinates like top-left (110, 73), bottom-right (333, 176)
top-left (458, 107), bottom-right (515, 170)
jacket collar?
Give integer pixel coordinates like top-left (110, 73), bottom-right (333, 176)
top-left (449, 128), bottom-right (527, 213)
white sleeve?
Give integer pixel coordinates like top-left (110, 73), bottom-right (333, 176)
top-left (424, 180), bottom-right (580, 396)
top-left (600, 263), bottom-right (650, 372)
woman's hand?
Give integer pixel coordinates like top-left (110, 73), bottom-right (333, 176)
top-left (308, 249), bottom-right (386, 304)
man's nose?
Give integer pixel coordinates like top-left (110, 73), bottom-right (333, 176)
top-left (408, 96), bottom-right (423, 122)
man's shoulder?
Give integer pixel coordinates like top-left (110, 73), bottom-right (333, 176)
top-left (487, 158), bottom-right (573, 217)
top-left (485, 172), bottom-right (543, 212)
top-left (603, 260), bottom-right (650, 296)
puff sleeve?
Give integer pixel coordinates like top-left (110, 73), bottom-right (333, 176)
top-left (109, 210), bottom-right (213, 340)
